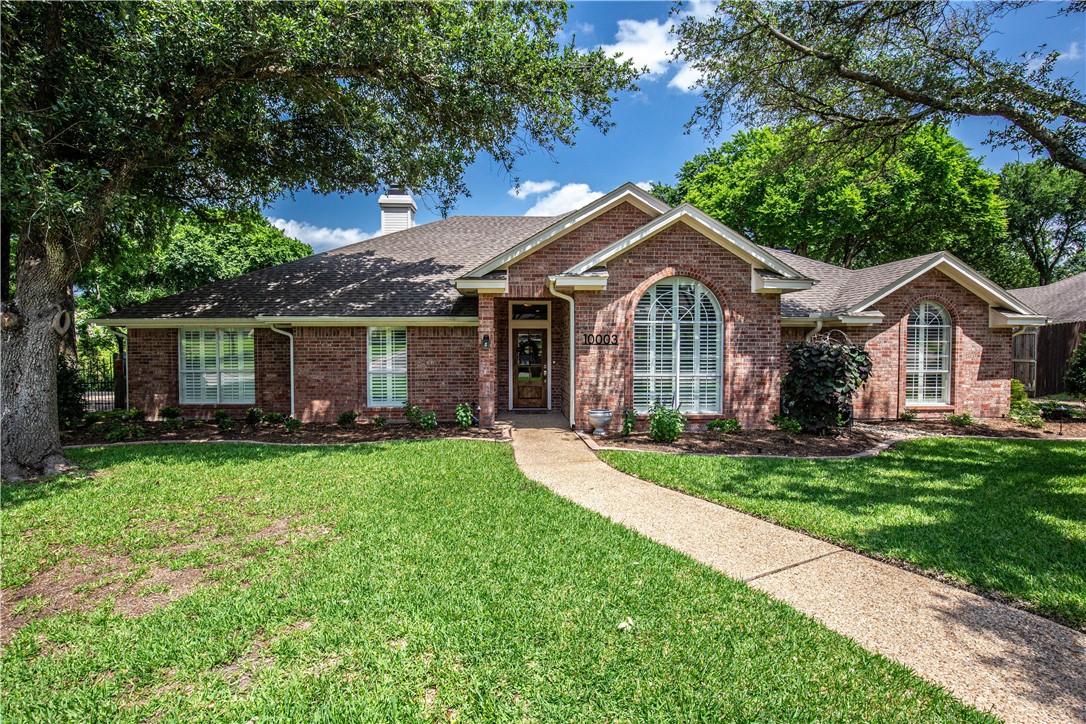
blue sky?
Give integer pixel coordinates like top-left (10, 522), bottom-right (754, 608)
top-left (266, 1), bottom-right (1085, 252)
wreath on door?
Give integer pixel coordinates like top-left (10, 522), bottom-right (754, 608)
top-left (518, 339), bottom-right (541, 361)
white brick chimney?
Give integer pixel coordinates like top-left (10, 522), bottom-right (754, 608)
top-left (377, 187), bottom-right (416, 235)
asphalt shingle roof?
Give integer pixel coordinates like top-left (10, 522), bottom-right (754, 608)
top-left (102, 215), bottom-right (559, 320)
top-left (1010, 273), bottom-right (1086, 323)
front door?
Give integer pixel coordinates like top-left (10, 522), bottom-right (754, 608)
top-left (513, 331), bottom-right (547, 408)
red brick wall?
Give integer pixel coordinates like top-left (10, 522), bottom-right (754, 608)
top-left (571, 221), bottom-right (782, 431)
top-left (293, 326), bottom-right (364, 421)
top-left (408, 326), bottom-right (478, 418)
top-left (477, 296), bottom-right (497, 427)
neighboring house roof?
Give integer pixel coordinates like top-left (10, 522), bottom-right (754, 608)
top-left (1010, 273), bottom-right (1086, 324)
top-left (98, 215), bottom-right (558, 324)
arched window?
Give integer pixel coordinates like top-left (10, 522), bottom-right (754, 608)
top-left (906, 301), bottom-right (952, 405)
top-left (633, 277), bottom-right (722, 413)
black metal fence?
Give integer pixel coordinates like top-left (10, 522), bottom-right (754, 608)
top-left (78, 355), bottom-right (123, 412)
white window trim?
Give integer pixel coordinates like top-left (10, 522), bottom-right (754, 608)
top-left (367, 327), bottom-right (408, 408)
top-left (178, 328), bottom-right (256, 405)
top-left (905, 302), bottom-right (952, 406)
top-left (633, 278), bottom-right (723, 414)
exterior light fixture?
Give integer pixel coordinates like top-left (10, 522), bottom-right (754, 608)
top-left (481, 334), bottom-right (491, 350)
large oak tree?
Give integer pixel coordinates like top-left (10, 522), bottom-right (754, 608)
top-left (1000, 160), bottom-right (1086, 286)
top-left (0, 1), bottom-right (637, 479)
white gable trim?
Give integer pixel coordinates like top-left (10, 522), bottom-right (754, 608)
top-left (462, 183), bottom-right (669, 279)
top-left (847, 253), bottom-right (1038, 318)
top-left (561, 204), bottom-right (810, 283)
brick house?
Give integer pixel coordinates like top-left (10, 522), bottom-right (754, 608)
top-left (96, 183), bottom-right (1046, 431)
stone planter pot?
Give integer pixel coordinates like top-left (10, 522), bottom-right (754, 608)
top-left (587, 409), bottom-right (613, 435)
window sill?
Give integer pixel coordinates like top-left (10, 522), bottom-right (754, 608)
top-left (904, 404), bottom-right (953, 411)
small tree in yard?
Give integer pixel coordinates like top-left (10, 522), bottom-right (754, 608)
top-left (782, 335), bottom-right (872, 434)
top-left (0, 2), bottom-right (638, 479)
top-left (1066, 335), bottom-right (1086, 397)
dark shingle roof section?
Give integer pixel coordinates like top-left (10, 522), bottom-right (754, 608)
top-left (102, 216), bottom-right (559, 320)
top-left (1011, 273), bottom-right (1086, 323)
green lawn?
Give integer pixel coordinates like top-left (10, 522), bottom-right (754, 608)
top-left (601, 438), bottom-right (1086, 628)
top-left (0, 442), bottom-right (988, 722)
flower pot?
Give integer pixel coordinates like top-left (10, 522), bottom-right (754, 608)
top-left (587, 409), bottom-right (612, 435)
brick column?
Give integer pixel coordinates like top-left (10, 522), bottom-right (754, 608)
top-left (477, 294), bottom-right (497, 427)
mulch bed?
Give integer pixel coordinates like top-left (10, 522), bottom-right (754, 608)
top-left (862, 417), bottom-right (1086, 439)
top-left (598, 428), bottom-right (888, 457)
top-left (62, 420), bottom-right (506, 447)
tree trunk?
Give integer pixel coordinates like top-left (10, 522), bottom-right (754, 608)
top-left (1, 225), bottom-right (75, 481)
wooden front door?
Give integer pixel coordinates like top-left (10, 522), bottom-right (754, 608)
top-left (513, 331), bottom-right (547, 408)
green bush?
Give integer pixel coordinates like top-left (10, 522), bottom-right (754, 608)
top-left (160, 406), bottom-right (182, 420)
top-left (84, 412), bottom-right (103, 425)
top-left (455, 403), bottom-right (473, 430)
top-left (1009, 401), bottom-right (1045, 428)
top-left (124, 407), bottom-right (146, 421)
top-left (943, 412), bottom-right (975, 427)
top-left (104, 422), bottom-right (145, 442)
top-left (372, 415), bottom-right (388, 428)
top-left (898, 410), bottom-right (918, 422)
top-left (781, 338), bottom-right (872, 433)
top-left (284, 417), bottom-right (302, 433)
top-left (771, 414), bottom-right (803, 433)
top-left (262, 411), bottom-right (286, 425)
top-left (647, 405), bottom-right (684, 443)
top-left (56, 355), bottom-right (88, 430)
top-left (706, 417), bottom-right (741, 434)
top-left (213, 409), bottom-right (234, 432)
top-left (419, 411), bottom-right (438, 431)
top-left (1066, 334), bottom-right (1086, 396)
top-left (1010, 378), bottom-right (1028, 405)
top-left (1036, 400), bottom-right (1086, 421)
top-left (244, 407), bottom-right (264, 426)
top-left (621, 409), bottom-right (637, 437)
top-left (337, 409), bottom-right (358, 428)
top-left (403, 402), bottom-right (422, 427)
top-left (163, 417), bottom-right (184, 432)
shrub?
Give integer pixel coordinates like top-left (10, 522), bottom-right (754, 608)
top-left (943, 412), bottom-right (975, 427)
top-left (455, 403), bottom-right (474, 430)
top-left (372, 415), bottom-right (388, 428)
top-left (403, 402), bottom-right (422, 426)
top-left (1066, 334), bottom-right (1086, 396)
top-left (771, 414), bottom-right (803, 433)
top-left (104, 422), bottom-right (145, 442)
top-left (213, 409), bottom-right (234, 432)
top-left (1009, 401), bottom-right (1045, 428)
top-left (781, 337), bottom-right (872, 433)
top-left (647, 405), bottom-right (685, 443)
top-left (84, 412), bottom-right (103, 425)
top-left (56, 355), bottom-right (87, 430)
top-left (1010, 378), bottom-right (1028, 405)
top-left (337, 410), bottom-right (358, 428)
top-left (706, 417), bottom-right (741, 434)
top-left (284, 417), bottom-right (302, 433)
top-left (125, 407), bottom-right (146, 421)
top-left (419, 411), bottom-right (438, 431)
top-left (262, 411), bottom-right (286, 425)
top-left (1036, 400), bottom-right (1086, 421)
top-left (163, 417), bottom-right (184, 432)
top-left (160, 406), bottom-right (182, 420)
top-left (621, 409), bottom-right (637, 437)
top-left (898, 410), bottom-right (918, 422)
top-left (244, 407), bottom-right (264, 426)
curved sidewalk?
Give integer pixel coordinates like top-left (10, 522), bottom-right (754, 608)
top-left (509, 414), bottom-right (1086, 724)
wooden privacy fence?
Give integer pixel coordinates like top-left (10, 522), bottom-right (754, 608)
top-left (1033, 321), bottom-right (1086, 397)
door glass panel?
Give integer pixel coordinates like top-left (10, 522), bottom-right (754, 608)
top-left (512, 304), bottom-right (548, 321)
top-left (517, 333), bottom-right (544, 380)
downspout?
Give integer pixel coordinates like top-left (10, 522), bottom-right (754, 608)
top-left (804, 317), bottom-right (824, 342)
top-left (269, 325), bottom-right (295, 419)
top-left (109, 327), bottom-right (129, 411)
top-left (547, 279), bottom-right (576, 430)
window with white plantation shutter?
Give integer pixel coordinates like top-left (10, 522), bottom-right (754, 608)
top-left (179, 329), bottom-right (255, 404)
top-left (367, 327), bottom-right (408, 407)
top-left (906, 301), bottom-right (952, 405)
top-left (633, 277), bottom-right (722, 413)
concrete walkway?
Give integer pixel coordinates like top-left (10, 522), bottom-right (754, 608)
top-left (508, 413), bottom-right (1086, 724)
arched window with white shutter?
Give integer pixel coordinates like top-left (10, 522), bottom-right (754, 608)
top-left (906, 301), bottom-right (952, 405)
top-left (633, 277), bottom-right (723, 413)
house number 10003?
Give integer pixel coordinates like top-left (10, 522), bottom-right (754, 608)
top-left (583, 333), bottom-right (619, 345)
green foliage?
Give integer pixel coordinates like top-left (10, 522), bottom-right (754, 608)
top-left (419, 412), bottom-right (438, 432)
top-left (283, 417), bottom-right (302, 434)
top-left (1000, 162), bottom-right (1086, 286)
top-left (1036, 400), bottom-right (1086, 421)
top-left (55, 356), bottom-right (87, 430)
top-left (455, 403), bottom-right (474, 430)
top-left (159, 406), bottom-right (182, 420)
top-left (403, 402), bottom-right (423, 427)
top-left (213, 410), bottom-right (234, 432)
top-left (898, 410), bottom-right (918, 422)
top-left (1009, 402), bottom-right (1045, 429)
top-left (1010, 379), bottom-right (1029, 406)
top-left (673, 2), bottom-right (1086, 175)
top-left (647, 405), bottom-right (685, 443)
top-left (372, 415), bottom-right (388, 428)
top-left (654, 124), bottom-right (1019, 283)
top-left (125, 408), bottom-right (146, 422)
top-left (621, 409), bottom-right (637, 437)
top-left (1066, 335), bottom-right (1086, 396)
top-left (261, 412), bottom-right (286, 426)
top-left (943, 413), bottom-right (975, 427)
top-left (771, 415), bottom-right (803, 433)
top-left (103, 422), bottom-right (146, 443)
top-left (781, 338), bottom-right (873, 433)
top-left (162, 417), bottom-right (184, 432)
top-left (337, 410), bottom-right (358, 428)
top-left (244, 407), bottom-right (264, 427)
top-left (706, 418), bottom-right (742, 434)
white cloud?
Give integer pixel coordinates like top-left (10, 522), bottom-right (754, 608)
top-left (599, 18), bottom-right (676, 76)
top-left (1060, 41), bottom-right (1082, 62)
top-left (508, 179), bottom-right (559, 199)
top-left (268, 217), bottom-right (373, 253)
top-left (668, 61), bottom-right (704, 92)
top-left (524, 183), bottom-right (605, 216)
top-left (635, 180), bottom-right (655, 192)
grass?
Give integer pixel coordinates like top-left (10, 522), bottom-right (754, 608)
top-left (601, 437), bottom-right (1086, 628)
top-left (0, 442), bottom-right (991, 722)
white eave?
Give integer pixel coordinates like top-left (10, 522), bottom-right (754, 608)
top-left (452, 278), bottom-right (508, 294)
top-left (91, 315), bottom-right (480, 328)
top-left (751, 268), bottom-right (816, 294)
top-left (548, 273), bottom-right (609, 291)
top-left (989, 308), bottom-right (1048, 328)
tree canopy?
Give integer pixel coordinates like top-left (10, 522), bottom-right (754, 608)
top-left (674, 1), bottom-right (1086, 174)
top-left (653, 123), bottom-right (1026, 286)
top-left (1000, 161), bottom-right (1086, 286)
